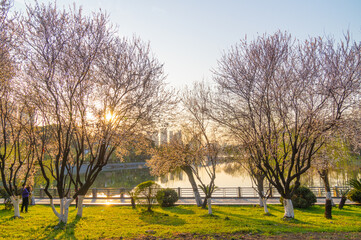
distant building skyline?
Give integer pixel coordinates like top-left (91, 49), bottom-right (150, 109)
top-left (152, 125), bottom-right (182, 146)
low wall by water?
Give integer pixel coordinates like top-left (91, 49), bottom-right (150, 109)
top-left (31, 186), bottom-right (348, 199)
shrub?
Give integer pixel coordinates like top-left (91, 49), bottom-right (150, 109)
top-left (156, 188), bottom-right (178, 207)
top-left (280, 186), bottom-right (317, 208)
top-left (133, 180), bottom-right (160, 212)
top-left (0, 188), bottom-right (13, 210)
top-left (349, 178), bottom-right (361, 192)
top-left (347, 189), bottom-right (361, 203)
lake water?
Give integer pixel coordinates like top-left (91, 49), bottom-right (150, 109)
top-left (89, 163), bottom-right (360, 189)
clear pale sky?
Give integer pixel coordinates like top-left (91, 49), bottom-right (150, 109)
top-left (13, 0), bottom-right (361, 89)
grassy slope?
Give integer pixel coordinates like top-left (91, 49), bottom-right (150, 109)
top-left (0, 204), bottom-right (360, 239)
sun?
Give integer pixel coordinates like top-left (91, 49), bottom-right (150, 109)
top-left (105, 111), bottom-right (114, 121)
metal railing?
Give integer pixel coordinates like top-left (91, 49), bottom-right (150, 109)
top-left (31, 186), bottom-right (348, 199)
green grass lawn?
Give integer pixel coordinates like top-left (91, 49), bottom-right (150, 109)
top-left (0, 204), bottom-right (360, 239)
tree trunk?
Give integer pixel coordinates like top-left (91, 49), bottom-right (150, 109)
top-left (50, 198), bottom-right (74, 225)
top-left (131, 197), bottom-right (136, 209)
top-left (319, 169), bottom-right (335, 219)
top-left (61, 198), bottom-right (71, 224)
top-left (283, 199), bottom-right (294, 218)
top-left (262, 198), bottom-right (269, 214)
top-left (61, 198), bottom-right (74, 224)
top-left (76, 195), bottom-right (85, 217)
top-left (256, 175), bottom-right (265, 207)
top-left (258, 195), bottom-right (263, 207)
top-left (325, 199), bottom-right (332, 219)
top-left (181, 166), bottom-right (202, 207)
top-left (339, 197), bottom-right (347, 210)
top-left (319, 169), bottom-right (335, 205)
top-left (325, 191), bottom-right (335, 206)
top-left (208, 198), bottom-right (212, 214)
top-left (50, 198), bottom-right (60, 219)
top-left (201, 197), bottom-right (207, 209)
top-left (10, 196), bottom-right (21, 218)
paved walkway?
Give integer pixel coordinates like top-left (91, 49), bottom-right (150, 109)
top-left (22, 197), bottom-right (352, 206)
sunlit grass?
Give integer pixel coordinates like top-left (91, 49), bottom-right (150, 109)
top-left (0, 204), bottom-right (360, 239)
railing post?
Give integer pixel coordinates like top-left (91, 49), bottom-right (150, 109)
top-left (40, 188), bottom-right (44, 198)
top-left (318, 188), bottom-right (322, 197)
top-left (53, 188), bottom-right (57, 197)
top-left (334, 186), bottom-right (339, 197)
top-left (238, 187), bottom-right (241, 198)
top-left (269, 187), bottom-right (273, 197)
top-left (177, 187), bottom-right (181, 198)
top-left (120, 188), bottom-right (124, 198)
top-left (107, 189), bottom-right (110, 198)
top-left (92, 188), bottom-right (97, 199)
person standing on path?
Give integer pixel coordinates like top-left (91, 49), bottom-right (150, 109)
top-left (21, 185), bottom-right (30, 213)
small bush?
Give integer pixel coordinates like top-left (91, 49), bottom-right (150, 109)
top-left (0, 188), bottom-right (13, 210)
top-left (349, 178), bottom-right (361, 192)
top-left (347, 189), bottom-right (361, 203)
top-left (133, 180), bottom-right (160, 212)
top-left (156, 188), bottom-right (178, 207)
top-left (280, 186), bottom-right (316, 208)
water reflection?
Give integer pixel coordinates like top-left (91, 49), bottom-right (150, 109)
top-left (50, 163), bottom-right (360, 189)
top-left (86, 168), bottom-right (154, 188)
top-left (154, 163), bottom-right (360, 188)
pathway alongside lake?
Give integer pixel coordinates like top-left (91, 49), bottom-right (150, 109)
top-left (16, 197), bottom-right (353, 206)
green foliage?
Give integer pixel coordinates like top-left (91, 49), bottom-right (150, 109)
top-left (280, 186), bottom-right (317, 208)
top-left (134, 180), bottom-right (159, 194)
top-left (0, 188), bottom-right (12, 210)
top-left (347, 189), bottom-right (361, 203)
top-left (156, 188), bottom-right (178, 207)
top-left (133, 180), bottom-right (160, 211)
top-left (349, 178), bottom-right (361, 192)
top-left (348, 178), bottom-right (361, 203)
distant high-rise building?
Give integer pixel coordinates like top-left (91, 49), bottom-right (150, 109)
top-left (160, 127), bottom-right (168, 145)
top-left (151, 131), bottom-right (159, 146)
top-left (175, 130), bottom-right (182, 141)
top-left (150, 123), bottom-right (182, 145)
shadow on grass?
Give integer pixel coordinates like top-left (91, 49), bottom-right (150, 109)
top-left (281, 217), bottom-right (307, 224)
top-left (199, 213), bottom-right (221, 219)
top-left (39, 216), bottom-right (80, 240)
top-left (0, 209), bottom-right (29, 222)
top-left (263, 212), bottom-right (276, 217)
top-left (292, 205), bottom-right (361, 219)
top-left (328, 206), bottom-right (361, 218)
top-left (267, 205), bottom-right (284, 213)
top-left (296, 205), bottom-right (324, 213)
top-left (215, 207), bottom-right (309, 230)
top-left (139, 210), bottom-right (186, 226)
top-left (0, 209), bottom-right (13, 220)
top-left (161, 206), bottom-right (195, 215)
top-left (0, 208), bottom-right (11, 213)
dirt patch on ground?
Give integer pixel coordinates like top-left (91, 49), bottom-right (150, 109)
top-left (130, 232), bottom-right (361, 240)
